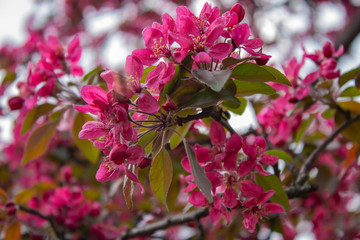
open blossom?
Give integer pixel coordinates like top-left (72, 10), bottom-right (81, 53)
top-left (38, 35), bottom-right (83, 76)
top-left (237, 136), bottom-right (279, 176)
top-left (240, 180), bottom-right (285, 232)
top-left (74, 84), bottom-right (136, 151)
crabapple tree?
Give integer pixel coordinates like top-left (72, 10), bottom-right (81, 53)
top-left (0, 1), bottom-right (360, 239)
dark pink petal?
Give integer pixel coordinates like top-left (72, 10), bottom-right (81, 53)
top-left (262, 203), bottom-right (285, 215)
top-left (132, 48), bottom-right (158, 66)
top-left (207, 43), bottom-right (232, 60)
top-left (70, 64), bottom-right (84, 76)
top-left (225, 134), bottom-right (242, 153)
top-left (125, 167), bottom-right (144, 194)
top-left (210, 121), bottom-right (226, 147)
top-left (188, 191), bottom-right (208, 207)
top-left (109, 144), bottom-right (128, 165)
top-left (80, 85), bottom-right (108, 105)
top-left (125, 55), bottom-right (143, 79)
top-left (231, 23), bottom-right (250, 46)
top-left (209, 207), bottom-right (222, 225)
top-left (240, 180), bottom-right (264, 198)
top-left (334, 45), bottom-right (344, 57)
top-left (322, 41), bottom-right (335, 58)
top-left (172, 47), bottom-right (188, 63)
top-left (137, 93), bottom-right (160, 114)
top-left (67, 35), bottom-right (82, 62)
top-left (177, 15), bottom-right (199, 38)
top-left (195, 145), bottom-right (213, 164)
top-left (242, 142), bottom-right (257, 160)
top-left (143, 27), bottom-right (163, 49)
top-left (230, 3), bottom-right (245, 23)
top-left (223, 188), bottom-right (238, 208)
top-left (96, 162), bottom-right (119, 182)
top-left (181, 157), bottom-right (191, 173)
top-left (176, 6), bottom-right (194, 19)
top-left (100, 70), bottom-right (115, 91)
top-left (244, 38), bottom-right (263, 49)
top-left (295, 86), bottom-right (310, 100)
top-left (79, 121), bottom-right (108, 139)
top-left (114, 105), bottom-right (128, 122)
top-left (192, 52), bottom-right (211, 64)
top-left (302, 71), bottom-right (319, 85)
top-left (242, 210), bottom-right (258, 233)
top-left (205, 17), bottom-right (226, 46)
top-left (237, 159), bottom-right (256, 177)
top-left (257, 190), bottom-right (275, 205)
top-left (206, 171), bottom-right (223, 194)
top-left (256, 163), bottom-right (271, 176)
top-left (254, 136), bottom-right (266, 155)
top-left (120, 121), bottom-right (136, 142)
top-left (224, 153), bottom-right (237, 172)
top-left (259, 154), bottom-right (279, 165)
top-left (73, 104), bottom-right (98, 115)
top-left (243, 197), bottom-right (257, 208)
top-left (127, 145), bottom-right (145, 164)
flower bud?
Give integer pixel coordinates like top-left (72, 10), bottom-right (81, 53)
top-left (162, 99), bottom-right (177, 112)
top-left (8, 96), bottom-right (24, 110)
top-left (138, 157), bottom-right (151, 169)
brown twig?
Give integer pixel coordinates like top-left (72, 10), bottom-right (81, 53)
top-left (120, 208), bottom-right (209, 239)
top-left (296, 114), bottom-right (360, 186)
top-left (19, 205), bottom-right (64, 240)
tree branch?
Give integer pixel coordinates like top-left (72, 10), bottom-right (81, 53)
top-left (119, 182), bottom-right (318, 240)
top-left (19, 205), bottom-right (64, 240)
top-left (296, 114), bottom-right (360, 186)
top-left (120, 208), bottom-right (209, 239)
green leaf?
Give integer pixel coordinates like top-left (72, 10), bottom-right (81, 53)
top-left (21, 103), bottom-right (56, 134)
top-left (321, 109), bottom-right (335, 119)
top-left (192, 68), bottom-right (232, 92)
top-left (5, 221), bottom-right (21, 240)
top-left (140, 66), bottom-right (156, 84)
top-left (137, 131), bottom-right (158, 149)
top-left (339, 66), bottom-right (360, 87)
top-left (222, 97), bottom-right (247, 116)
top-left (337, 101), bottom-right (360, 114)
top-left (295, 114), bottom-right (315, 143)
top-left (184, 140), bottom-right (213, 203)
top-left (256, 174), bottom-right (290, 210)
top-left (170, 121), bottom-right (193, 149)
top-left (73, 112), bottom-right (100, 163)
top-left (335, 101), bottom-right (360, 144)
top-left (264, 150), bottom-right (292, 162)
top-left (150, 148), bottom-right (173, 206)
top-left (22, 119), bottom-right (60, 165)
top-left (260, 65), bottom-right (292, 86)
top-left (234, 81), bottom-right (276, 97)
top-left (181, 88), bottom-right (240, 109)
top-left (14, 189), bottom-right (35, 204)
top-left (83, 65), bottom-right (103, 83)
top-left (231, 63), bottom-right (276, 82)
top-left (340, 86), bottom-right (360, 97)
top-left (222, 57), bottom-right (243, 69)
top-left (170, 80), bottom-right (204, 106)
top-left (0, 188), bottom-right (8, 201)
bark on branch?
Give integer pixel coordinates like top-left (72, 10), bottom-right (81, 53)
top-left (120, 208), bottom-right (209, 239)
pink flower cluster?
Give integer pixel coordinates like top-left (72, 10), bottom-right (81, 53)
top-left (184, 122), bottom-right (284, 232)
top-left (258, 41), bottom-right (342, 146)
top-left (75, 3), bottom-right (271, 192)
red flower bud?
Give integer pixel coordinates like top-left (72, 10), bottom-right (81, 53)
top-left (138, 157), bottom-right (151, 169)
top-left (8, 96), bottom-right (24, 110)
